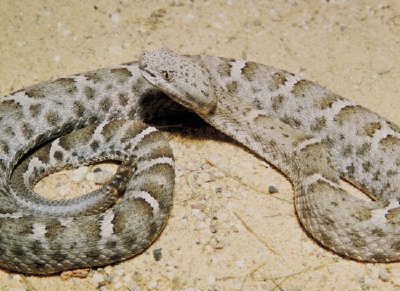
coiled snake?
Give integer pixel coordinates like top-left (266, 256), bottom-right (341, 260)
top-left (1, 48), bottom-right (399, 274)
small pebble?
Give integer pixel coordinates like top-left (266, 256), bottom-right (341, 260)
top-left (268, 185), bottom-right (278, 194)
top-left (110, 13), bottom-right (120, 24)
top-left (210, 238), bottom-right (224, 250)
top-left (153, 248), bottom-right (162, 261)
top-left (210, 223), bottom-right (218, 233)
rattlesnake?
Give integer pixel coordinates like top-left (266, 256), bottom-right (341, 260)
top-left (1, 48), bottom-right (400, 274)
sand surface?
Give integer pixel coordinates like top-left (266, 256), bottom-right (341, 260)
top-left (1, 1), bottom-right (400, 290)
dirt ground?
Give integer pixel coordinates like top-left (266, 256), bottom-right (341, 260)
top-left (1, 1), bottom-right (400, 290)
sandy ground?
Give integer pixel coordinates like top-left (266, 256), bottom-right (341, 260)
top-left (1, 0), bottom-right (400, 290)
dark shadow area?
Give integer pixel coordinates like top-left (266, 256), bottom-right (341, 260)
top-left (137, 89), bottom-right (233, 143)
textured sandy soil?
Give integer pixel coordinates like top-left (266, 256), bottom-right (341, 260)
top-left (1, 1), bottom-right (400, 290)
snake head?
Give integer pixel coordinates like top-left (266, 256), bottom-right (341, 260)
top-left (139, 48), bottom-right (217, 116)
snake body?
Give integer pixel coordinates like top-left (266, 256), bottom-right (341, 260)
top-left (1, 48), bottom-right (400, 274)
top-left (0, 63), bottom-right (174, 274)
top-left (140, 49), bottom-right (400, 263)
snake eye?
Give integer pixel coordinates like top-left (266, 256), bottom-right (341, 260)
top-left (161, 70), bottom-right (174, 81)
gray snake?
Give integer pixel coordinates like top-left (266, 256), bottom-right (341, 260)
top-left (1, 48), bottom-right (399, 274)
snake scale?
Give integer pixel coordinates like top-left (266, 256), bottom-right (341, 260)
top-left (1, 48), bottom-right (400, 274)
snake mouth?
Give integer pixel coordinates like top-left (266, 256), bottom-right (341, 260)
top-left (140, 67), bottom-right (156, 79)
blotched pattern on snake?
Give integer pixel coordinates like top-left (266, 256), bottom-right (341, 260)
top-left (1, 48), bottom-right (399, 274)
